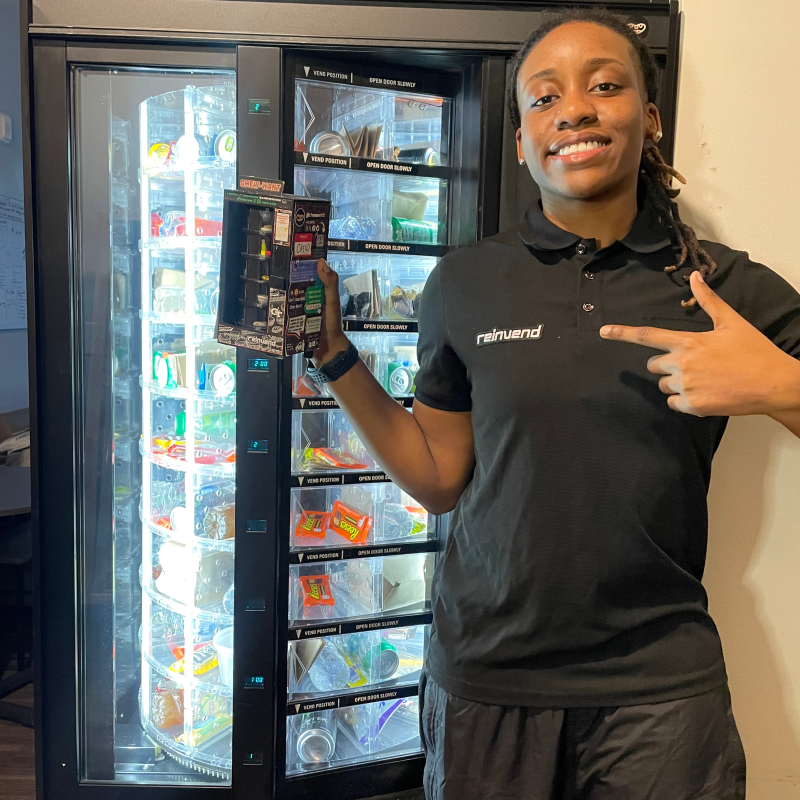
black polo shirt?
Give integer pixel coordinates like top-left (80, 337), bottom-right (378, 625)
top-left (414, 197), bottom-right (800, 707)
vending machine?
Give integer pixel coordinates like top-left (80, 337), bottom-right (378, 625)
top-left (24, 2), bottom-right (680, 799)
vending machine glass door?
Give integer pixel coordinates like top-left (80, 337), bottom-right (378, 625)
top-left (72, 65), bottom-right (237, 785)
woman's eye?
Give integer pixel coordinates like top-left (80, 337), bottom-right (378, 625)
top-left (594, 83), bottom-right (620, 92)
top-left (532, 94), bottom-right (557, 107)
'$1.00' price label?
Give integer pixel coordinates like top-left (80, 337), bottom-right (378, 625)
top-left (294, 233), bottom-right (313, 257)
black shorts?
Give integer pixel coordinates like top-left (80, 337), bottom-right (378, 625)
top-left (419, 672), bottom-right (746, 800)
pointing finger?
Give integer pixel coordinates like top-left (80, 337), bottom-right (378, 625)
top-left (599, 324), bottom-right (690, 351)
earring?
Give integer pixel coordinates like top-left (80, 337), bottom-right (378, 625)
top-left (654, 131), bottom-right (663, 143)
top-left (519, 158), bottom-right (526, 165)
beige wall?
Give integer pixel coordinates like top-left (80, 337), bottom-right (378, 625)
top-left (674, 1), bottom-right (800, 796)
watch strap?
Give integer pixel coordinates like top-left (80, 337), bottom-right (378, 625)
top-left (307, 342), bottom-right (359, 384)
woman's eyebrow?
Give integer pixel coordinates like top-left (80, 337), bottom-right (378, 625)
top-left (522, 57), bottom-right (626, 91)
top-left (586, 57), bottom-right (625, 70)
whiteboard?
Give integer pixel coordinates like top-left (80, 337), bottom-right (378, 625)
top-left (0, 194), bottom-right (26, 331)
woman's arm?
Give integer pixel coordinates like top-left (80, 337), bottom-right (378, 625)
top-left (312, 260), bottom-right (475, 514)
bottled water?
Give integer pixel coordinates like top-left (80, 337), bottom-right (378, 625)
top-left (223, 583), bottom-right (234, 614)
top-left (307, 641), bottom-right (350, 692)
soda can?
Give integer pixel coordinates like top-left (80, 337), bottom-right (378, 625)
top-left (214, 130), bottom-right (237, 163)
top-left (208, 361), bottom-right (236, 396)
top-left (398, 146), bottom-right (441, 166)
top-left (378, 640), bottom-right (400, 680)
top-left (296, 713), bottom-right (336, 763)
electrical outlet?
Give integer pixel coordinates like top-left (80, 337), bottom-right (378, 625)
top-left (0, 113), bottom-right (11, 144)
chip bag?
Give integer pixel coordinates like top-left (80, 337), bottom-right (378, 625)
top-left (301, 447), bottom-right (368, 471)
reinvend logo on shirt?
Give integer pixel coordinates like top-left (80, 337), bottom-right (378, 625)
top-left (476, 325), bottom-right (543, 346)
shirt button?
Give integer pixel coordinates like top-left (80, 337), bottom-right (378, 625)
top-left (583, 303), bottom-right (594, 312)
top-left (576, 243), bottom-right (587, 255)
top-left (584, 271), bottom-right (594, 280)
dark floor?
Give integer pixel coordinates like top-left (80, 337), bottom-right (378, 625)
top-left (0, 665), bottom-right (35, 800)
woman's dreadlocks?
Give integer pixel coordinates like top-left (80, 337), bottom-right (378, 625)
top-left (507, 7), bottom-right (717, 308)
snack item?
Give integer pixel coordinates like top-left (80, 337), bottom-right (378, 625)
top-left (391, 217), bottom-right (439, 244)
top-left (329, 501), bottom-right (372, 544)
top-left (300, 575), bottom-right (335, 607)
top-left (294, 510), bottom-right (330, 540)
top-left (170, 643), bottom-right (219, 675)
top-left (300, 448), bottom-right (368, 472)
top-left (152, 681), bottom-right (183, 729)
top-left (203, 504), bottom-right (235, 540)
top-left (176, 714), bottom-right (232, 747)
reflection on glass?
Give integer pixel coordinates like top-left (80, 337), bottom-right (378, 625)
top-left (74, 66), bottom-right (235, 785)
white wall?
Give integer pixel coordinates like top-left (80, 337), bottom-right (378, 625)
top-left (0, 0), bottom-right (28, 415)
top-left (675, 1), bottom-right (800, 796)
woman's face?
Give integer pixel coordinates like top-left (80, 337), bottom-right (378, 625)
top-left (515, 21), bottom-right (662, 202)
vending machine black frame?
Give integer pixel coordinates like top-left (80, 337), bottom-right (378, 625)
top-left (22, 1), bottom-right (680, 799)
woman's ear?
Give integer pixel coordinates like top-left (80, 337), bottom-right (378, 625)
top-left (515, 128), bottom-right (525, 164)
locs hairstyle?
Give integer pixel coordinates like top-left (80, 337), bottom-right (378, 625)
top-left (508, 8), bottom-right (716, 308)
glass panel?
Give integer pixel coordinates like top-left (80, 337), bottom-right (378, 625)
top-left (287, 625), bottom-right (427, 700)
top-left (290, 483), bottom-right (433, 550)
top-left (295, 78), bottom-right (451, 166)
top-left (286, 697), bottom-right (421, 776)
top-left (74, 65), bottom-right (236, 785)
top-left (294, 167), bottom-right (448, 245)
top-left (287, 67), bottom-right (449, 779)
top-left (289, 554), bottom-right (434, 625)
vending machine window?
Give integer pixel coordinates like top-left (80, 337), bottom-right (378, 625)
top-left (72, 66), bottom-right (238, 784)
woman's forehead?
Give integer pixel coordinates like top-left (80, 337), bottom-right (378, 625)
top-left (520, 22), bottom-right (638, 83)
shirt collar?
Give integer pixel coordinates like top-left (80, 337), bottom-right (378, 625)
top-left (518, 188), bottom-right (674, 256)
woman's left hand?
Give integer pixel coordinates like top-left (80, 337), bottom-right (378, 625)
top-left (599, 271), bottom-right (800, 417)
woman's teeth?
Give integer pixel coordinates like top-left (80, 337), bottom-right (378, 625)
top-left (556, 141), bottom-right (607, 156)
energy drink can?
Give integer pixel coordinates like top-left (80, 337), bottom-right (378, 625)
top-left (296, 712), bottom-right (336, 763)
top-left (398, 146), bottom-right (441, 166)
top-left (208, 361), bottom-right (236, 396)
top-left (378, 640), bottom-right (400, 679)
top-left (214, 130), bottom-right (237, 163)
top-left (153, 351), bottom-right (185, 389)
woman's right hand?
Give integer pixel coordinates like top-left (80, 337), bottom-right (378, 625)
top-left (313, 258), bottom-right (351, 367)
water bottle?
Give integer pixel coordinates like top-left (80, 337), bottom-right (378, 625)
top-left (223, 583), bottom-right (234, 615)
top-left (307, 641), bottom-right (350, 692)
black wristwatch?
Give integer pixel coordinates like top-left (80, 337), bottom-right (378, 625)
top-left (306, 342), bottom-right (360, 384)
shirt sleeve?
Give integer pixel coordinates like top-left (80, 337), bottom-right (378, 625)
top-left (737, 255), bottom-right (800, 359)
top-left (414, 262), bottom-right (472, 412)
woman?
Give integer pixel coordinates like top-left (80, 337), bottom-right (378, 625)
top-left (310, 9), bottom-right (800, 798)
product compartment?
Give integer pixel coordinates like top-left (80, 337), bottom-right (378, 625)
top-left (286, 696), bottom-right (421, 775)
top-left (142, 663), bottom-right (233, 765)
top-left (143, 466), bottom-right (235, 544)
top-left (294, 167), bottom-right (447, 245)
top-left (287, 625), bottom-right (428, 701)
top-left (145, 527), bottom-right (234, 613)
top-left (295, 78), bottom-right (450, 166)
top-left (331, 253), bottom-right (435, 323)
top-left (149, 251), bottom-right (221, 316)
top-left (289, 553), bottom-right (433, 625)
top-left (291, 483), bottom-right (431, 549)
top-left (144, 606), bottom-right (234, 691)
top-left (149, 324), bottom-right (236, 396)
top-left (147, 387), bottom-right (236, 468)
top-left (292, 408), bottom-right (378, 473)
